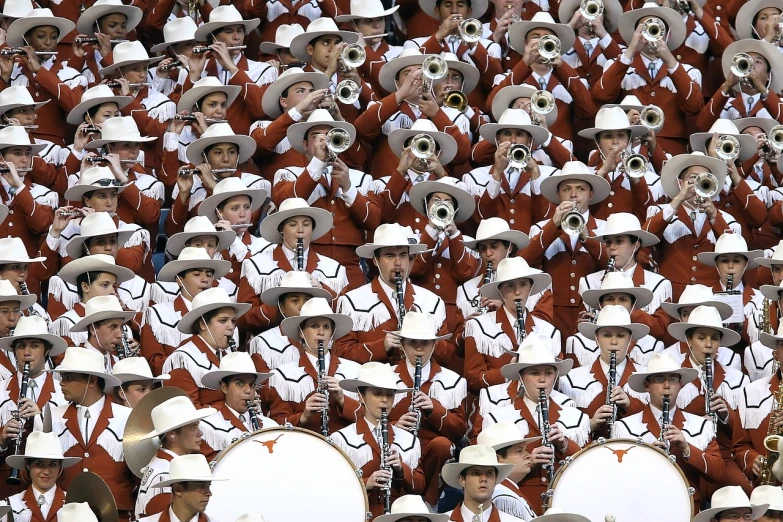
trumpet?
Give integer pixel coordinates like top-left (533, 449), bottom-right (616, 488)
top-left (773, 20), bottom-right (783, 45)
top-left (767, 125), bottom-right (783, 152)
top-left (580, 0), bottom-right (604, 37)
top-left (459, 18), bottom-right (483, 44)
top-left (528, 90), bottom-right (555, 125)
top-left (429, 200), bottom-right (456, 230)
top-left (420, 55), bottom-right (448, 94)
top-left (326, 127), bottom-right (351, 162)
top-left (411, 133), bottom-right (437, 168)
top-left (640, 105), bottom-right (664, 133)
top-left (507, 144), bottom-right (531, 170)
top-left (174, 115), bottom-right (227, 124)
top-left (538, 35), bottom-right (561, 65)
top-left (619, 151), bottom-right (649, 179)
top-left (317, 339), bottom-right (329, 437)
top-left (335, 79), bottom-right (361, 104)
top-left (716, 134), bottom-right (740, 162)
top-left (443, 90), bottom-right (469, 113)
top-left (641, 17), bottom-right (665, 51)
top-left (693, 171), bottom-right (719, 209)
top-left (339, 43), bottom-right (366, 72)
top-left (731, 53), bottom-right (754, 78)
top-left (562, 207), bottom-right (586, 236)
top-left (0, 48), bottom-right (57, 57)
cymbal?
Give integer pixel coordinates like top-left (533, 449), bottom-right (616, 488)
top-left (123, 387), bottom-right (187, 478)
top-left (65, 471), bottom-right (118, 522)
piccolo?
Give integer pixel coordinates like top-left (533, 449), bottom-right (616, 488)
top-left (74, 37), bottom-right (126, 44)
top-left (159, 60), bottom-right (183, 71)
top-left (0, 124), bottom-right (37, 129)
top-left (86, 156), bottom-right (142, 164)
top-left (0, 48), bottom-right (57, 56)
top-left (174, 114), bottom-right (227, 123)
top-left (57, 210), bottom-right (83, 217)
top-left (230, 223), bottom-right (252, 230)
top-left (192, 45), bottom-right (246, 53)
top-left (82, 126), bottom-right (101, 134)
top-left (0, 166), bottom-right (29, 173)
top-left (105, 80), bottom-right (151, 88)
top-left (178, 167), bottom-right (235, 175)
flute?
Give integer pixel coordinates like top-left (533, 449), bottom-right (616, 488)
top-left (6, 362), bottom-right (30, 485)
top-left (81, 126), bottom-right (101, 134)
top-left (74, 37), bottom-right (126, 45)
top-left (410, 355), bottom-right (422, 437)
top-left (317, 340), bottom-right (329, 437)
top-left (192, 45), bottom-right (247, 53)
top-left (57, 209), bottom-right (83, 217)
top-left (178, 167), bottom-right (235, 176)
top-left (159, 60), bottom-right (183, 71)
top-left (86, 156), bottom-right (143, 164)
top-left (0, 124), bottom-right (37, 130)
top-left (105, 80), bottom-right (151, 88)
top-left (296, 238), bottom-right (304, 271)
top-left (0, 48), bottom-right (57, 57)
top-left (0, 166), bottom-right (30, 173)
top-left (174, 114), bottom-right (227, 124)
top-left (230, 223), bottom-right (252, 230)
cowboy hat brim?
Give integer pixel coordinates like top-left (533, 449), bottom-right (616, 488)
top-left (155, 474), bottom-right (228, 488)
top-left (479, 122), bottom-right (550, 148)
top-left (6, 453), bottom-right (81, 470)
top-left (113, 372), bottom-right (170, 384)
top-left (177, 302), bottom-right (251, 333)
top-left (261, 72), bottom-right (330, 119)
top-left (627, 366), bottom-right (699, 394)
top-left (289, 30), bottom-right (360, 62)
top-left (479, 273), bottom-right (552, 299)
top-left (339, 379), bottom-right (412, 394)
top-left (374, 512), bottom-right (449, 522)
top-left (735, 117), bottom-right (780, 136)
top-left (697, 249), bottom-right (763, 269)
top-left (0, 140), bottom-right (46, 155)
top-left (0, 292), bottom-right (36, 310)
top-left (85, 135), bottom-right (157, 149)
top-left (660, 299), bottom-right (734, 320)
top-left (689, 132), bottom-right (758, 162)
top-left (540, 173), bottom-right (612, 204)
top-left (186, 133), bottom-right (257, 166)
top-left (334, 4), bottom-right (400, 22)
top-left (388, 127), bottom-right (458, 166)
top-left (65, 229), bottom-right (135, 260)
top-left (441, 461), bottom-right (515, 490)
top-left (736, 0), bottom-right (781, 39)
top-left (408, 180), bottom-right (476, 223)
top-left (660, 154), bottom-right (726, 200)
top-left (578, 124), bottom-right (648, 140)
top-left (559, 0), bottom-right (623, 32)
top-left (491, 85), bottom-right (559, 125)
top-left (443, 59), bottom-right (481, 95)
top-left (6, 16), bottom-right (75, 47)
top-left (0, 99), bottom-right (50, 118)
top-left (50, 366), bottom-right (122, 390)
top-left (618, 5), bottom-right (686, 49)
top-left (287, 119), bottom-right (357, 156)
top-left (193, 18), bottom-right (261, 42)
top-left (201, 369), bottom-right (273, 391)
top-left (139, 405), bottom-right (219, 441)
top-left (259, 206), bottom-right (334, 243)
top-left (356, 242), bottom-right (428, 259)
top-left (157, 258), bottom-right (232, 282)
top-left (197, 187), bottom-right (267, 224)
top-left (98, 55), bottom-right (164, 76)
top-left (500, 358), bottom-right (573, 381)
top-left (64, 181), bottom-right (130, 202)
top-left (694, 505), bottom-right (769, 522)
top-left (463, 229), bottom-right (530, 251)
top-left (722, 39), bottom-right (783, 93)
top-left (66, 95), bottom-right (133, 125)
top-left (419, 0), bottom-right (488, 19)
top-left (383, 329), bottom-right (453, 341)
top-left (578, 321), bottom-right (650, 340)
top-left (0, 331), bottom-right (67, 356)
top-left (509, 20), bottom-right (576, 55)
top-left (177, 84), bottom-right (241, 114)
top-left (260, 283), bottom-right (333, 306)
top-left (165, 228), bottom-right (236, 257)
top-left (280, 312), bottom-right (354, 340)
top-left (592, 227), bottom-right (659, 247)
top-left (70, 309), bottom-right (136, 332)
top-left (76, 4), bottom-right (143, 35)
top-left (667, 321), bottom-right (742, 346)
top-left (761, 284), bottom-right (783, 301)
top-left (581, 286), bottom-right (654, 309)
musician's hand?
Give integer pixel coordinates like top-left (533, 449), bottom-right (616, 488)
top-left (313, 134), bottom-right (328, 162)
top-left (610, 386), bottom-right (630, 410)
top-left (1, 162), bottom-right (23, 189)
top-left (436, 14), bottom-right (463, 40)
top-left (214, 219), bottom-right (233, 232)
top-left (552, 200), bottom-right (578, 229)
top-left (176, 170), bottom-right (194, 203)
top-left (0, 418), bottom-right (21, 445)
top-left (753, 454), bottom-right (765, 477)
top-left (104, 153), bottom-right (127, 183)
top-left (325, 41), bottom-right (345, 78)
top-left (384, 333), bottom-right (402, 355)
top-left (482, 297), bottom-right (503, 312)
top-left (324, 376), bottom-right (344, 407)
top-left (169, 111), bottom-right (189, 135)
top-left (530, 444), bottom-right (554, 466)
top-left (191, 112), bottom-right (210, 136)
top-left (17, 398), bottom-right (39, 419)
top-left (493, 141), bottom-right (512, 177)
top-left (157, 58), bottom-right (177, 78)
top-left (127, 339), bottom-right (141, 356)
top-left (95, 32), bottom-right (112, 59)
top-left (301, 391), bottom-right (328, 425)
top-left (577, 309), bottom-right (596, 324)
top-left (196, 163), bottom-right (216, 191)
top-left (397, 146), bottom-right (417, 175)
top-left (492, 9), bottom-right (514, 44)
top-left (308, 274), bottom-right (324, 289)
top-left (395, 411), bottom-right (419, 431)
top-left (590, 403), bottom-right (615, 432)
top-left (188, 48), bottom-right (208, 82)
top-left (709, 394), bottom-right (729, 422)
top-left (522, 38), bottom-right (542, 66)
top-left (701, 197), bottom-right (717, 221)
top-left (770, 409), bottom-right (783, 432)
top-left (52, 207), bottom-right (83, 237)
top-left (21, 46), bottom-right (41, 74)
top-left (74, 123), bottom-right (97, 152)
top-left (209, 41), bottom-right (238, 74)
top-left (663, 424), bottom-right (690, 457)
top-left (331, 158), bottom-right (352, 192)
top-left (395, 68), bottom-right (422, 105)
top-left (597, 146), bottom-right (621, 178)
top-left (546, 424), bottom-right (568, 452)
top-left (295, 89), bottom-right (328, 118)
top-left (366, 469), bottom-right (393, 490)
top-left (386, 448), bottom-right (403, 472)
top-left (412, 390), bottom-right (433, 413)
top-left (418, 91), bottom-right (440, 119)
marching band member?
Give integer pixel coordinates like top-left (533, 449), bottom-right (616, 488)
top-left (750, 485), bottom-right (783, 521)
top-left (0, 281), bottom-right (45, 379)
top-left (162, 287), bottom-right (248, 409)
top-left (140, 248), bottom-right (231, 376)
top-left (199, 352), bottom-right (277, 460)
top-left (0, 87), bottom-right (64, 173)
top-left (68, 295), bottom-right (136, 371)
top-left (110, 357), bottom-right (170, 408)
top-left (331, 362), bottom-right (425, 518)
top-left (482, 342), bottom-right (590, 514)
top-left (146, 17), bottom-right (199, 102)
top-left (258, 24), bottom-right (306, 72)
top-left (695, 486), bottom-right (768, 522)
top-left (463, 256), bottom-right (559, 395)
top-left (267, 297), bottom-right (360, 433)
top-left (134, 396), bottom-right (216, 520)
top-left (614, 353), bottom-right (725, 510)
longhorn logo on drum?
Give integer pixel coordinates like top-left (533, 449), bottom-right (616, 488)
top-left (255, 435), bottom-right (284, 454)
top-left (606, 446), bottom-right (634, 463)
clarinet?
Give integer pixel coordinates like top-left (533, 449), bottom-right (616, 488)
top-left (18, 282), bottom-right (39, 317)
top-left (475, 261), bottom-right (493, 314)
top-left (395, 271), bottom-right (406, 330)
top-left (410, 356), bottom-right (422, 437)
top-left (227, 337), bottom-right (238, 352)
top-left (7, 362), bottom-right (30, 485)
top-left (117, 328), bottom-right (131, 360)
top-left (317, 340), bottom-right (329, 437)
top-left (296, 238), bottom-right (304, 271)
top-left (660, 395), bottom-right (671, 455)
top-left (602, 256), bottom-right (616, 282)
top-left (704, 354), bottom-right (717, 425)
top-left (726, 273), bottom-right (734, 293)
top-left (246, 400), bottom-right (262, 431)
top-left (607, 351), bottom-right (618, 429)
top-left (515, 299), bottom-right (526, 344)
top-left (380, 408), bottom-right (392, 514)
top-left (539, 388), bottom-right (555, 509)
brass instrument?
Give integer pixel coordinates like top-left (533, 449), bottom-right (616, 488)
top-left (174, 115), bottom-right (228, 124)
top-left (380, 407), bottom-right (392, 513)
top-left (395, 271), bottom-right (406, 330)
top-left (246, 399), bottom-right (262, 431)
top-left (326, 127), bottom-right (351, 162)
top-left (429, 200), bottom-right (456, 231)
top-left (420, 55), bottom-right (448, 95)
top-left (19, 282), bottom-right (39, 318)
top-left (759, 352), bottom-right (783, 485)
top-left (693, 171), bottom-right (719, 208)
top-left (529, 90), bottom-right (555, 125)
top-left (459, 18), bottom-right (483, 44)
top-left (619, 151), bottom-right (649, 179)
top-left (676, 0), bottom-right (691, 13)
top-left (338, 43), bottom-right (366, 73)
top-left (537, 35), bottom-right (561, 65)
top-left (410, 355), bottom-right (422, 437)
top-left (762, 298), bottom-right (774, 335)
top-left (640, 105), bottom-right (665, 133)
top-left (716, 135), bottom-right (740, 162)
top-left (296, 238), bottom-right (304, 271)
top-left (6, 362), bottom-right (30, 485)
top-left (766, 125), bottom-right (783, 153)
top-left (641, 17), bottom-right (665, 51)
top-left (660, 394), bottom-right (671, 455)
top-left (515, 299), bottom-right (526, 344)
top-left (507, 144), bottom-right (531, 170)
top-left (580, 0), bottom-right (604, 37)
top-left (607, 350), bottom-right (617, 429)
top-left (539, 388), bottom-right (555, 509)
top-left (473, 261), bottom-right (493, 314)
top-left (187, 0), bottom-right (197, 22)
top-left (704, 354), bottom-right (717, 424)
top-left (317, 340), bottom-right (329, 437)
top-left (411, 133), bottom-right (437, 168)
top-left (0, 48), bottom-right (57, 57)
top-left (336, 79), bottom-right (361, 105)
top-left (562, 206), bottom-right (586, 236)
top-left (443, 90), bottom-right (469, 113)
top-left (507, 4), bottom-right (518, 23)
top-left (731, 53), bottom-right (754, 84)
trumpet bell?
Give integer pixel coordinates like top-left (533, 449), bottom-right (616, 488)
top-left (507, 144), bottom-right (531, 169)
top-left (716, 134), bottom-right (740, 162)
top-left (411, 133), bottom-right (437, 160)
top-left (326, 128), bottom-right (351, 155)
top-left (336, 79), bottom-right (361, 104)
top-left (641, 17), bottom-right (665, 43)
top-left (422, 55), bottom-right (448, 81)
top-left (622, 152), bottom-right (649, 179)
top-left (769, 124), bottom-right (783, 151)
top-left (538, 35), bottom-right (561, 62)
top-left (640, 105), bottom-right (664, 132)
top-left (580, 0), bottom-right (604, 20)
top-left (531, 90), bottom-right (556, 115)
top-left (342, 43), bottom-right (366, 69)
top-left (443, 90), bottom-right (469, 113)
top-left (730, 52), bottom-right (754, 78)
top-left (694, 171), bottom-right (719, 199)
top-left (429, 200), bottom-right (456, 229)
top-left (562, 209), bottom-right (586, 236)
top-left (459, 18), bottom-right (483, 44)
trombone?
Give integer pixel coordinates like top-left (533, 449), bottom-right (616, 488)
top-left (325, 128), bottom-right (351, 162)
top-left (507, 144), bottom-right (531, 170)
top-left (538, 35), bottom-right (561, 65)
top-left (421, 55), bottom-right (448, 95)
top-left (716, 134), bottom-right (740, 162)
top-left (580, 0), bottom-right (604, 37)
top-left (641, 17), bottom-right (665, 51)
top-left (335, 79), bottom-right (361, 104)
top-left (640, 105), bottom-right (664, 133)
top-left (459, 18), bottom-right (483, 44)
top-left (339, 43), bottom-right (366, 72)
top-left (529, 90), bottom-right (555, 125)
top-left (443, 90), bottom-right (469, 112)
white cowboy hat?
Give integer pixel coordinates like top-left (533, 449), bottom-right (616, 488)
top-left (0, 279), bottom-right (35, 309)
top-left (150, 16), bottom-right (199, 53)
top-left (536, 508), bottom-right (592, 522)
top-left (689, 119), bottom-right (758, 162)
top-left (58, 503), bottom-right (99, 522)
top-left (193, 4), bottom-right (260, 42)
top-left (694, 486), bottom-right (769, 522)
top-left (627, 352), bottom-right (699, 393)
top-left (735, 116), bottom-right (781, 136)
top-left (578, 106), bottom-right (647, 141)
top-left (261, 67), bottom-right (330, 119)
top-left (65, 212), bottom-right (134, 260)
top-left (479, 257), bottom-right (551, 299)
top-left (441, 444), bottom-right (515, 489)
top-left (724, 39), bottom-right (783, 94)
top-left (736, 0), bottom-right (783, 39)
top-left (479, 108), bottom-right (550, 146)
top-left (420, 0), bottom-right (488, 18)
top-left (697, 232), bottom-right (763, 269)
top-left (158, 247), bottom-right (231, 282)
top-left (141, 396), bottom-right (217, 440)
top-left (409, 177), bottom-right (476, 224)
top-left (57, 253), bottom-right (135, 286)
top-left (235, 515), bottom-right (267, 522)
top-left (111, 357), bottom-right (170, 384)
top-left (388, 118), bottom-right (458, 165)
top-left (761, 280), bottom-right (783, 301)
top-left (760, 323), bottom-right (783, 350)
top-left (578, 304), bottom-right (650, 340)
top-left (156, 454), bottom-right (227, 488)
top-left (177, 287), bottom-right (250, 333)
top-left (751, 485), bottom-right (783, 511)
top-left (0, 315), bottom-right (67, 355)
top-left (201, 352), bottom-right (272, 390)
top-left (386, 311), bottom-right (452, 341)
top-left (185, 122), bottom-right (256, 165)
top-left (374, 495), bottom-right (449, 522)
top-left (463, 217), bottom-right (530, 251)
top-left (260, 271), bottom-right (333, 306)
top-left (0, 85), bottom-right (49, 115)
top-left (64, 166), bottom-right (129, 202)
top-left (559, 0), bottom-right (622, 32)
top-left (757, 240), bottom-right (783, 268)
top-left (280, 297), bottom-right (353, 340)
top-left (667, 305), bottom-right (742, 346)
top-left (6, 431), bottom-right (81, 470)
top-left (98, 41), bottom-right (164, 76)
top-left (490, 84), bottom-right (559, 125)
top-left (500, 341), bottom-right (573, 381)
top-left (356, 223), bottom-right (427, 259)
top-left (660, 152), bottom-right (726, 200)
top-left (286, 108), bottom-right (357, 155)
top-left (66, 84), bottom-right (132, 125)
top-left (660, 284), bottom-right (734, 320)
top-left (0, 125), bottom-right (45, 155)
top-left (0, 203), bottom-right (8, 226)
top-left (1, 0), bottom-right (33, 20)
top-left (618, 2), bottom-right (686, 49)
top-left (260, 197), bottom-right (333, 243)
top-left (197, 177), bottom-right (267, 224)
top-left (340, 362), bottom-right (411, 393)
top-left (540, 160), bottom-right (612, 204)
top-left (335, 0), bottom-right (400, 22)
top-left (70, 295), bottom-right (135, 332)
top-left (166, 216), bottom-right (236, 257)
top-left (591, 212), bottom-right (659, 247)
top-left (259, 24), bottom-right (305, 54)
top-left (177, 77), bottom-right (241, 114)
top-left (76, 0), bottom-right (143, 35)
top-left (85, 116), bottom-right (156, 149)
top-left (6, 8), bottom-right (74, 46)
top-left (604, 94), bottom-right (646, 112)
top-left (289, 18), bottom-right (360, 62)
top-left (477, 421), bottom-right (542, 451)
top-left (581, 271), bottom-right (654, 309)
top-left (378, 48), bottom-right (429, 94)
top-left (0, 237), bottom-right (45, 263)
top-left (509, 12), bottom-right (576, 55)
top-left (50, 346), bottom-right (122, 389)
top-left (441, 52), bottom-right (480, 95)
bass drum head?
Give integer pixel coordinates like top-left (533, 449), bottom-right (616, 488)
top-left (206, 427), bottom-right (369, 522)
top-left (550, 439), bottom-right (693, 522)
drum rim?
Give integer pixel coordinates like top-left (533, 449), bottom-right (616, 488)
top-left (548, 437), bottom-right (694, 517)
top-left (210, 426), bottom-right (370, 515)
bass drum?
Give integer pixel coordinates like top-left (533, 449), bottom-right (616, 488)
top-left (206, 427), bottom-right (370, 522)
top-left (549, 438), bottom-right (693, 522)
